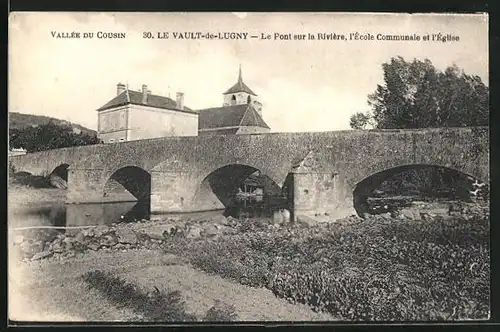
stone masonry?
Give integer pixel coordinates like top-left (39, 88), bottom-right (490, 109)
top-left (8, 127), bottom-right (489, 222)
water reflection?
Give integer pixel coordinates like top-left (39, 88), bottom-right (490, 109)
top-left (66, 201), bottom-right (151, 227)
top-left (13, 197), bottom-right (287, 229)
top-left (14, 201), bottom-right (151, 228)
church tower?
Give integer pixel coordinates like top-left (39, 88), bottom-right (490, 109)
top-left (222, 65), bottom-right (263, 117)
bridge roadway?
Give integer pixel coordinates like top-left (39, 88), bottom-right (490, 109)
top-left (9, 127), bottom-right (489, 221)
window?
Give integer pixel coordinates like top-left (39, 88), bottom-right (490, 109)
top-left (119, 138), bottom-right (125, 142)
top-left (247, 95), bottom-right (251, 104)
top-left (120, 112), bottom-right (126, 129)
top-left (231, 95), bottom-right (236, 105)
top-left (109, 139), bottom-right (115, 143)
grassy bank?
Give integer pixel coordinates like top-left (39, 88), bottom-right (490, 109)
top-left (8, 180), bottom-right (490, 321)
top-left (10, 249), bottom-right (333, 321)
top-left (163, 213), bottom-right (490, 321)
top-left (8, 184), bottom-right (67, 208)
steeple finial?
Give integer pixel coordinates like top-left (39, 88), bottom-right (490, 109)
top-left (238, 64), bottom-right (243, 83)
top-left (125, 83), bottom-right (130, 102)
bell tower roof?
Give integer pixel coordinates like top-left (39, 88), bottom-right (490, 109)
top-left (223, 65), bottom-right (257, 96)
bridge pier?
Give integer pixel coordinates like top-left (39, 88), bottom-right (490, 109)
top-left (290, 151), bottom-right (356, 222)
top-left (66, 168), bottom-right (107, 204)
top-left (150, 170), bottom-right (221, 214)
top-left (291, 171), bottom-right (356, 222)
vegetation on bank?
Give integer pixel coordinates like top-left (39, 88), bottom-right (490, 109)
top-left (349, 57), bottom-right (488, 130)
top-left (348, 57), bottom-right (489, 196)
top-left (9, 121), bottom-right (101, 153)
top-left (9, 111), bottom-right (96, 135)
top-left (9, 170), bottom-right (52, 189)
top-left (82, 270), bottom-right (238, 322)
top-left (163, 213), bottom-right (490, 321)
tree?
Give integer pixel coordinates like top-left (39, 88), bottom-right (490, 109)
top-left (9, 122), bottom-right (102, 152)
top-left (349, 112), bottom-right (373, 129)
top-left (349, 56), bottom-right (489, 129)
top-left (349, 57), bottom-right (489, 202)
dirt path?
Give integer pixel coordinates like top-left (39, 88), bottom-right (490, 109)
top-left (9, 249), bottom-right (334, 322)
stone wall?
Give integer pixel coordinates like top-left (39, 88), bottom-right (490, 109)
top-left (236, 126), bottom-right (271, 134)
top-left (127, 105), bottom-right (198, 140)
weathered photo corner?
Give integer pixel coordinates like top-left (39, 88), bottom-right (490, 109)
top-left (8, 12), bottom-right (489, 323)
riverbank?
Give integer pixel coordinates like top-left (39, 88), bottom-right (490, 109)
top-left (8, 183), bottom-right (490, 322)
top-left (9, 248), bottom-right (334, 321)
top-left (8, 183), bottom-right (67, 210)
top-left (8, 184), bottom-right (335, 322)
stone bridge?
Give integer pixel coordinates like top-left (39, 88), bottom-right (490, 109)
top-left (9, 127), bottom-right (489, 221)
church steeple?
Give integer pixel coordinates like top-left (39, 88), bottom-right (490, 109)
top-left (223, 65), bottom-right (257, 97)
top-left (238, 64), bottom-right (243, 84)
top-left (222, 65), bottom-right (262, 116)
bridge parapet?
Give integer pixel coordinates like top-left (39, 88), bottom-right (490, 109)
top-left (9, 126), bottom-right (489, 221)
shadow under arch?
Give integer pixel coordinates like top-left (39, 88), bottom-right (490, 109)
top-left (352, 164), bottom-right (487, 217)
top-left (103, 166), bottom-right (152, 203)
top-left (193, 164), bottom-right (283, 216)
top-left (48, 163), bottom-right (70, 188)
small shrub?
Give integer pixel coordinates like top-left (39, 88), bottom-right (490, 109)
top-left (203, 300), bottom-right (238, 321)
top-left (165, 211), bottom-right (490, 321)
top-left (8, 163), bottom-right (16, 177)
top-left (82, 270), bottom-right (197, 321)
top-left (10, 171), bottom-right (52, 188)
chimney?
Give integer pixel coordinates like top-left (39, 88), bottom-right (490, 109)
top-left (117, 83), bottom-right (126, 95)
top-left (176, 92), bottom-right (184, 110)
top-left (142, 84), bottom-right (148, 104)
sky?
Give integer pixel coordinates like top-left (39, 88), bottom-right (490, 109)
top-left (9, 12), bottom-right (488, 132)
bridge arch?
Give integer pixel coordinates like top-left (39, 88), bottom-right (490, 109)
top-left (149, 154), bottom-right (286, 214)
top-left (192, 163), bottom-right (283, 213)
top-left (48, 163), bottom-right (70, 188)
top-left (352, 163), bottom-right (488, 216)
top-left (102, 165), bottom-right (152, 202)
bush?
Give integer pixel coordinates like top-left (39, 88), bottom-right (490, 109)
top-left (10, 122), bottom-right (102, 153)
top-left (203, 300), bottom-right (238, 321)
top-left (164, 213), bottom-right (490, 321)
top-left (82, 270), bottom-right (197, 322)
top-left (82, 270), bottom-right (241, 322)
top-left (9, 163), bottom-right (16, 176)
top-left (9, 171), bottom-right (52, 188)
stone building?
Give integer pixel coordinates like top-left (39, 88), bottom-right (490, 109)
top-left (198, 66), bottom-right (270, 136)
top-left (9, 148), bottom-right (27, 157)
top-left (96, 66), bottom-right (270, 143)
top-left (96, 84), bottom-right (198, 143)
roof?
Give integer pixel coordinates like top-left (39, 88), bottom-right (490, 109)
top-left (198, 128), bottom-right (240, 136)
top-left (97, 90), bottom-right (197, 114)
top-left (223, 66), bottom-right (257, 96)
top-left (224, 81), bottom-right (257, 96)
top-left (198, 104), bottom-right (270, 130)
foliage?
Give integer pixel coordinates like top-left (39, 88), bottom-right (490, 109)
top-left (164, 213), bottom-right (490, 321)
top-left (9, 171), bottom-right (52, 188)
top-left (203, 300), bottom-right (239, 322)
top-left (9, 111), bottom-right (96, 135)
top-left (9, 162), bottom-right (16, 177)
top-left (350, 57), bottom-right (489, 130)
top-left (82, 270), bottom-right (239, 322)
top-left (82, 270), bottom-right (197, 322)
top-left (349, 112), bottom-right (374, 130)
top-left (9, 121), bottom-right (102, 153)
top-left (375, 166), bottom-right (476, 199)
